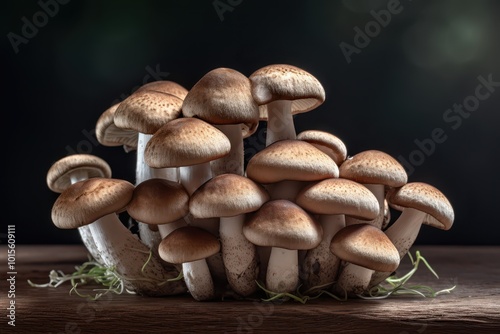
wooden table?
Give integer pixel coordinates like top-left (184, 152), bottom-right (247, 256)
top-left (1, 245), bottom-right (499, 333)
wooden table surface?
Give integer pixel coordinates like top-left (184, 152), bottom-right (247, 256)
top-left (1, 245), bottom-right (499, 333)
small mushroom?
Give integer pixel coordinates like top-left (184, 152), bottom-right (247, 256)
top-left (158, 226), bottom-right (220, 301)
top-left (243, 200), bottom-right (322, 293)
top-left (339, 150), bottom-right (407, 229)
top-left (46, 154), bottom-right (112, 265)
top-left (51, 177), bottom-right (186, 296)
top-left (297, 130), bottom-right (348, 166)
top-left (190, 174), bottom-right (270, 296)
top-left (330, 224), bottom-right (400, 296)
top-left (249, 64), bottom-right (325, 146)
top-left (182, 67), bottom-right (260, 176)
top-left (95, 102), bottom-right (138, 153)
top-left (296, 178), bottom-right (380, 291)
top-left (369, 182), bottom-right (454, 287)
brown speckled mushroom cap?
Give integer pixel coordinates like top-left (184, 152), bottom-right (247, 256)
top-left (190, 174), bottom-right (270, 218)
top-left (386, 182), bottom-right (454, 230)
top-left (339, 150), bottom-right (407, 187)
top-left (113, 90), bottom-right (183, 134)
top-left (127, 178), bottom-right (190, 225)
top-left (249, 64), bottom-right (325, 120)
top-left (296, 178), bottom-right (379, 220)
top-left (51, 178), bottom-right (134, 229)
top-left (47, 154), bottom-right (112, 193)
top-left (246, 139), bottom-right (339, 184)
top-left (95, 103), bottom-right (138, 150)
top-left (297, 130), bottom-right (348, 166)
top-left (182, 68), bottom-right (260, 138)
top-left (243, 199), bottom-right (323, 250)
top-left (135, 80), bottom-right (189, 100)
top-left (330, 224), bottom-right (400, 272)
top-left (158, 226), bottom-right (221, 264)
top-left (144, 117), bottom-right (231, 168)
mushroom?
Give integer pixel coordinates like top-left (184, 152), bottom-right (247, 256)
top-left (243, 200), bottom-right (322, 293)
top-left (181, 67), bottom-right (260, 176)
top-left (95, 102), bottom-right (138, 153)
top-left (249, 64), bottom-right (325, 146)
top-left (295, 178), bottom-right (380, 292)
top-left (339, 150), bottom-right (407, 229)
top-left (46, 154), bottom-right (112, 265)
top-left (134, 80), bottom-right (189, 100)
top-left (296, 130), bottom-right (348, 166)
top-left (369, 182), bottom-right (454, 287)
top-left (158, 226), bottom-right (220, 301)
top-left (51, 177), bottom-right (186, 296)
top-left (330, 224), bottom-right (400, 296)
top-left (126, 178), bottom-right (189, 239)
top-left (190, 174), bottom-right (270, 296)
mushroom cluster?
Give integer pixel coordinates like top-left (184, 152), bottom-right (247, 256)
top-left (47, 64), bottom-right (455, 301)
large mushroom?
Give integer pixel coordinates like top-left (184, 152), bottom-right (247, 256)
top-left (339, 150), bottom-right (407, 229)
top-left (369, 182), bottom-right (454, 287)
top-left (182, 67), bottom-right (260, 176)
top-left (158, 226), bottom-right (220, 301)
top-left (296, 178), bottom-right (380, 291)
top-left (46, 154), bottom-right (112, 265)
top-left (330, 224), bottom-right (400, 296)
top-left (51, 177), bottom-right (186, 296)
top-left (249, 64), bottom-right (326, 146)
top-left (243, 200), bottom-right (322, 293)
top-left (190, 173), bottom-right (270, 296)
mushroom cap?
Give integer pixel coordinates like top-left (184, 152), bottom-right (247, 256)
top-left (386, 182), bottom-right (454, 230)
top-left (51, 178), bottom-right (134, 229)
top-left (144, 117), bottom-right (231, 168)
top-left (246, 139), bottom-right (339, 184)
top-left (135, 80), bottom-right (189, 100)
top-left (182, 68), bottom-right (260, 137)
top-left (249, 64), bottom-right (325, 120)
top-left (47, 154), bottom-right (112, 193)
top-left (158, 226), bottom-right (221, 264)
top-left (190, 174), bottom-right (270, 218)
top-left (339, 150), bottom-right (407, 187)
top-left (243, 199), bottom-right (323, 250)
top-left (297, 130), bottom-right (347, 166)
top-left (95, 103), bottom-right (138, 149)
top-left (330, 224), bottom-right (400, 272)
top-left (127, 178), bottom-right (189, 225)
top-left (296, 178), bottom-right (380, 220)
top-left (113, 90), bottom-right (183, 134)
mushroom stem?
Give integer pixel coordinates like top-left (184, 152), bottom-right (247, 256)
top-left (301, 214), bottom-right (344, 291)
top-left (345, 184), bottom-right (385, 229)
top-left (266, 247), bottom-right (299, 293)
top-left (266, 100), bottom-right (296, 146)
top-left (334, 263), bottom-right (374, 296)
top-left (265, 180), bottom-right (307, 201)
top-left (88, 213), bottom-right (186, 296)
top-left (369, 208), bottom-right (426, 287)
top-left (179, 162), bottom-right (212, 196)
top-left (212, 124), bottom-right (244, 176)
top-left (219, 215), bottom-right (258, 296)
top-left (182, 259), bottom-right (215, 301)
top-left (158, 218), bottom-right (187, 239)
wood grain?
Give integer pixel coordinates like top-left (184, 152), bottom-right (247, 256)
top-left (1, 245), bottom-right (499, 333)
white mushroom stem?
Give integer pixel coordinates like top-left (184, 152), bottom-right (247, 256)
top-left (266, 100), bottom-right (296, 146)
top-left (335, 263), bottom-right (374, 296)
top-left (219, 215), bottom-right (258, 296)
top-left (301, 215), bottom-right (344, 291)
top-left (369, 208), bottom-right (426, 287)
top-left (88, 213), bottom-right (186, 296)
top-left (212, 124), bottom-right (244, 176)
top-left (158, 218), bottom-right (187, 239)
top-left (345, 184), bottom-right (385, 229)
top-left (266, 247), bottom-right (299, 293)
top-left (68, 171), bottom-right (103, 265)
top-left (182, 259), bottom-right (215, 301)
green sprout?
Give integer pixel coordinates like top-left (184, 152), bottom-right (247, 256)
top-left (28, 249), bottom-right (183, 300)
top-left (255, 250), bottom-right (456, 302)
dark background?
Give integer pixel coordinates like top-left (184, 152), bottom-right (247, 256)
top-left (2, 0), bottom-right (499, 245)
